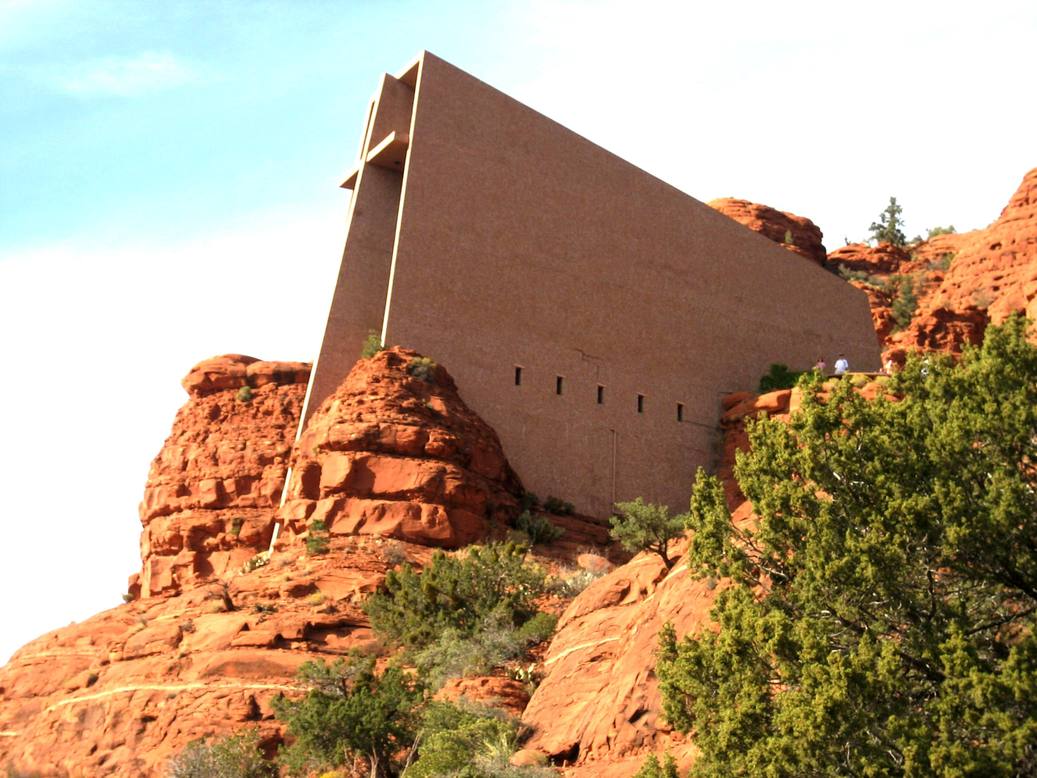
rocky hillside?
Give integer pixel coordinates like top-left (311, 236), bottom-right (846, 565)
top-left (0, 349), bottom-right (613, 776)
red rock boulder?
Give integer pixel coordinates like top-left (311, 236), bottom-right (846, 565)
top-left (280, 347), bottom-right (523, 548)
top-left (709, 197), bottom-right (827, 265)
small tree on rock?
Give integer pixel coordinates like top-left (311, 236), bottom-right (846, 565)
top-left (869, 196), bottom-right (907, 246)
top-left (610, 498), bottom-right (686, 569)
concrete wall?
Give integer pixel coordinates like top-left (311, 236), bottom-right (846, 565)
top-left (304, 51), bottom-right (880, 517)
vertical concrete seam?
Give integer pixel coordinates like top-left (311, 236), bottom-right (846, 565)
top-left (380, 55), bottom-right (425, 346)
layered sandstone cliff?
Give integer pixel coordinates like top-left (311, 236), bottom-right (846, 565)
top-left (135, 355), bottom-right (310, 598)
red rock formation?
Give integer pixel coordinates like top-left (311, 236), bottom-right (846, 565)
top-left (827, 242), bottom-right (911, 276)
top-left (709, 197), bottom-right (827, 265)
top-left (136, 355), bottom-right (310, 598)
top-left (0, 534), bottom-right (405, 777)
top-left (279, 347), bottom-right (524, 548)
top-left (922, 168), bottom-right (1037, 326)
top-left (828, 168), bottom-right (1037, 359)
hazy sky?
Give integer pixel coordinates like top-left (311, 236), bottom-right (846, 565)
top-left (1, 0), bottom-right (1034, 663)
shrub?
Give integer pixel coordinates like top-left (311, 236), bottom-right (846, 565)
top-left (406, 356), bottom-right (437, 381)
top-left (927, 224), bottom-right (956, 238)
top-left (515, 510), bottom-right (564, 545)
top-left (274, 653), bottom-right (421, 778)
top-left (236, 385), bottom-right (253, 403)
top-left (361, 330), bottom-right (383, 359)
top-left (890, 275), bottom-right (918, 330)
top-left (363, 542), bottom-right (547, 650)
top-left (837, 264), bottom-right (888, 289)
top-left (242, 554), bottom-right (269, 573)
top-left (406, 701), bottom-right (554, 778)
top-left (546, 567), bottom-right (604, 597)
top-left (229, 517), bottom-right (244, 537)
top-left (634, 753), bottom-right (680, 778)
top-left (610, 498), bottom-right (686, 569)
top-left (758, 363), bottom-right (802, 393)
top-left (168, 728), bottom-right (275, 778)
top-left (306, 519), bottom-right (330, 556)
top-left (782, 229), bottom-right (794, 245)
top-left (519, 491), bottom-right (540, 512)
top-left (411, 609), bottom-right (557, 690)
top-left (121, 592), bottom-right (134, 603)
top-left (543, 495), bottom-right (574, 515)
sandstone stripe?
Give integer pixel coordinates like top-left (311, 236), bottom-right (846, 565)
top-left (42, 681), bottom-right (303, 714)
top-left (544, 635), bottom-right (621, 667)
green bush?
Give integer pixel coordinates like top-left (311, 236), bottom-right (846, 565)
top-left (274, 653), bottom-right (421, 778)
top-left (519, 491), bottom-right (540, 512)
top-left (229, 517), bottom-right (244, 537)
top-left (610, 498), bottom-right (686, 569)
top-left (405, 701), bottom-right (554, 777)
top-left (411, 609), bottom-right (557, 690)
top-left (634, 753), bottom-right (680, 778)
top-left (361, 330), bottom-right (384, 359)
top-left (837, 264), bottom-right (888, 289)
top-left (236, 385), bottom-right (253, 403)
top-left (927, 224), bottom-right (956, 238)
top-left (546, 567), bottom-right (604, 597)
top-left (305, 519), bottom-right (330, 556)
top-left (890, 274), bottom-right (918, 331)
top-left (757, 363), bottom-right (802, 392)
top-left (663, 316), bottom-right (1037, 776)
top-left (782, 229), bottom-right (794, 245)
top-left (168, 729), bottom-right (275, 778)
top-left (407, 356), bottom-right (437, 382)
top-left (543, 495), bottom-right (574, 515)
top-left (363, 543), bottom-right (547, 650)
top-left (515, 510), bottom-right (564, 545)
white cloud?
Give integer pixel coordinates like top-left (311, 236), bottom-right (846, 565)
top-left (53, 50), bottom-right (196, 98)
top-left (506, 0), bottom-right (1037, 245)
top-left (0, 204), bottom-right (347, 663)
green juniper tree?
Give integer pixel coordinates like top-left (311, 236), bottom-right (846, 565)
top-left (660, 315), bottom-right (1037, 777)
top-left (869, 196), bottom-right (907, 246)
top-left (610, 498), bottom-right (687, 569)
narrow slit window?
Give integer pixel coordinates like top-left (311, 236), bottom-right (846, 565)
top-left (637, 394), bottom-right (645, 413)
top-left (514, 366), bottom-right (523, 386)
top-left (597, 385), bottom-right (605, 404)
top-left (677, 402), bottom-right (684, 422)
top-left (556, 376), bottom-right (564, 395)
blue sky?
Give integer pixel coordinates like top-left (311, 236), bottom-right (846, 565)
top-left (1, 0), bottom-right (1035, 663)
top-left (1, 0), bottom-right (524, 250)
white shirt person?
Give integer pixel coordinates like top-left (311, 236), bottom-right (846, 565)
top-left (834, 355), bottom-right (849, 375)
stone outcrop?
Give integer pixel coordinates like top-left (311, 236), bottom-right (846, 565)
top-left (709, 197), bottom-right (827, 265)
top-left (0, 534), bottom-right (429, 777)
top-left (135, 355), bottom-right (310, 598)
top-left (279, 347), bottom-right (524, 548)
top-left (827, 168), bottom-right (1037, 359)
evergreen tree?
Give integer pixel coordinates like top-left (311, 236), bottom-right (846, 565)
top-left (660, 316), bottom-right (1037, 776)
top-left (869, 196), bottom-right (907, 246)
top-left (610, 498), bottom-right (687, 568)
